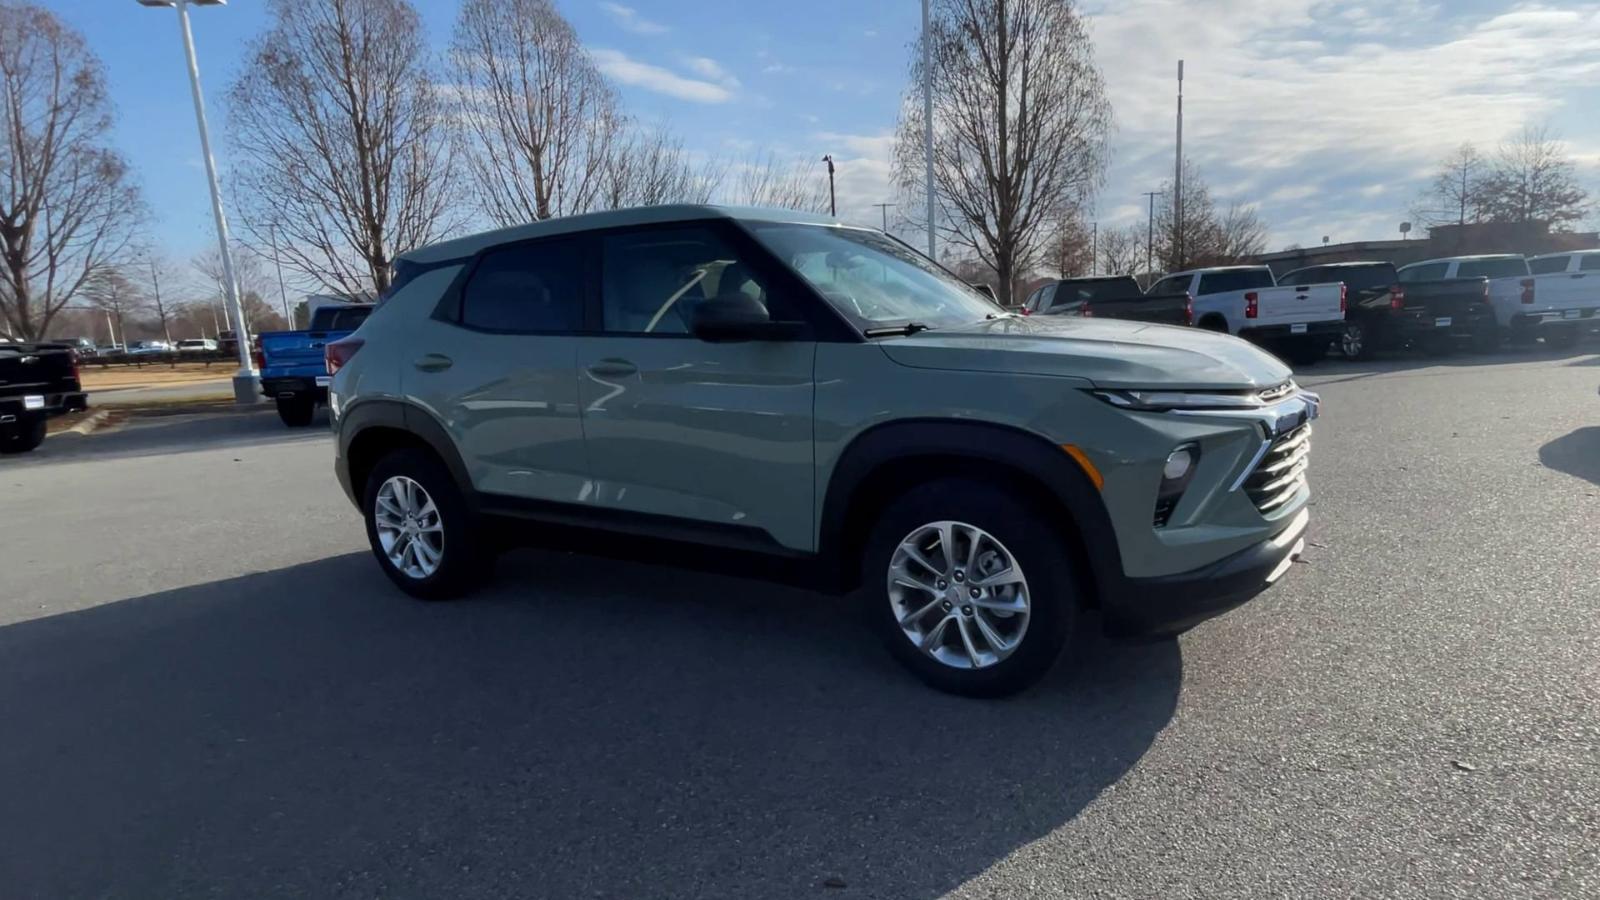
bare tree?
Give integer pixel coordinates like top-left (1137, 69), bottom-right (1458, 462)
top-left (731, 152), bottom-right (829, 212)
top-left (1411, 143), bottom-right (1489, 228)
top-left (138, 256), bottom-right (177, 349)
top-left (1479, 125), bottom-right (1589, 229)
top-left (1151, 161), bottom-right (1266, 270)
top-left (193, 243), bottom-right (288, 334)
top-left (892, 0), bottom-right (1112, 304)
top-left (601, 127), bottom-right (723, 209)
top-left (0, 2), bottom-right (141, 341)
top-left (450, 0), bottom-right (622, 224)
top-left (1097, 223), bottom-right (1146, 278)
top-left (82, 268), bottom-right (140, 350)
top-left (228, 0), bottom-right (454, 297)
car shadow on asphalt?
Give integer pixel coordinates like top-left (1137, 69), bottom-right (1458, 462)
top-left (0, 550), bottom-right (1181, 900)
top-left (4, 406), bottom-right (327, 467)
top-left (1539, 427), bottom-right (1600, 487)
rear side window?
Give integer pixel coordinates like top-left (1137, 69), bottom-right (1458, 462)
top-left (1528, 256), bottom-right (1570, 275)
top-left (461, 239), bottom-right (584, 332)
top-left (309, 306), bottom-right (372, 331)
top-left (1148, 275), bottom-right (1189, 295)
top-left (1581, 255), bottom-right (1600, 272)
top-left (1457, 258), bottom-right (1529, 279)
top-left (1398, 263), bottom-right (1448, 283)
top-left (1197, 269), bottom-right (1273, 295)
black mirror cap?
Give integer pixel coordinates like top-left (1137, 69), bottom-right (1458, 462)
top-left (691, 294), bottom-right (803, 342)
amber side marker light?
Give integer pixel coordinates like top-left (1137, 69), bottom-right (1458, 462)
top-left (1060, 444), bottom-right (1104, 491)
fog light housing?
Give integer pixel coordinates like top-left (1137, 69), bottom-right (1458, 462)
top-left (1154, 443), bottom-right (1201, 527)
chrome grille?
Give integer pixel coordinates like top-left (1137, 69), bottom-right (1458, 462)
top-left (1244, 423), bottom-right (1311, 514)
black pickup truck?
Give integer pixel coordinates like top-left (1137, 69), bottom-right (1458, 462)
top-left (1022, 275), bottom-right (1192, 326)
top-left (0, 342), bottom-right (88, 454)
top-left (1280, 261), bottom-right (1496, 359)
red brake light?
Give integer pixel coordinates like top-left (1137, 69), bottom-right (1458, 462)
top-left (1482, 281), bottom-right (1491, 303)
top-left (1520, 278), bottom-right (1535, 304)
top-left (325, 337), bottom-right (364, 376)
top-left (251, 345), bottom-right (265, 371)
top-left (1389, 285), bottom-right (1405, 311)
top-left (68, 349), bottom-right (80, 380)
top-left (1081, 301), bottom-right (1093, 318)
top-left (1244, 291), bottom-right (1259, 319)
top-left (1185, 292), bottom-right (1195, 326)
top-left (1340, 283), bottom-right (1348, 314)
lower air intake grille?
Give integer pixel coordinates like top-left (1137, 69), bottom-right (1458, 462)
top-left (1244, 423), bottom-right (1311, 514)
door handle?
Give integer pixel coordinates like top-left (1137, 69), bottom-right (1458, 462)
top-left (413, 353), bottom-right (453, 372)
top-left (586, 358), bottom-right (638, 378)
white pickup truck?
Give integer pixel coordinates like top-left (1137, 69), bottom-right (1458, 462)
top-left (1398, 253), bottom-right (1600, 349)
top-left (1147, 265), bottom-right (1345, 366)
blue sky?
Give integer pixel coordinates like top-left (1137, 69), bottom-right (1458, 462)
top-left (53, 0), bottom-right (1600, 267)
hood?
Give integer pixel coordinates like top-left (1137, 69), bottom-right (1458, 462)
top-left (876, 315), bottom-right (1292, 390)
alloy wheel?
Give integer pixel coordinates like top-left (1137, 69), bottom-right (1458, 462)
top-left (374, 475), bottom-right (444, 579)
top-left (1341, 322), bottom-right (1365, 359)
top-left (886, 520), bottom-right (1031, 670)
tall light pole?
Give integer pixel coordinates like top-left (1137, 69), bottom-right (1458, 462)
top-left (1090, 221), bottom-right (1098, 276)
top-left (822, 155), bottom-right (836, 217)
top-left (269, 223), bottom-right (293, 326)
top-left (1142, 190), bottom-right (1161, 284)
top-left (137, 0), bottom-right (258, 404)
top-left (921, 0), bottom-right (936, 259)
top-left (1174, 59), bottom-right (1185, 270)
top-left (872, 202), bottom-right (897, 232)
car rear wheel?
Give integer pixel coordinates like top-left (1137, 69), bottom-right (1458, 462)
top-left (863, 479), bottom-right (1079, 697)
top-left (0, 416), bottom-right (46, 454)
top-left (1339, 322), bottom-right (1371, 360)
top-left (1283, 336), bottom-right (1330, 367)
top-left (276, 395), bottom-right (316, 427)
top-left (1544, 324), bottom-right (1581, 349)
top-left (363, 448), bottom-right (489, 600)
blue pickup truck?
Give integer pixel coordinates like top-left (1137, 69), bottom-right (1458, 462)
top-left (255, 303), bottom-right (372, 426)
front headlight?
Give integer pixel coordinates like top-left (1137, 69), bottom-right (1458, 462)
top-left (1088, 384), bottom-right (1293, 412)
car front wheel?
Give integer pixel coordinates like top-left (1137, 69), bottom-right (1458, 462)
top-left (363, 448), bottom-right (489, 600)
top-left (864, 479), bottom-right (1080, 697)
top-left (1339, 321), bottom-right (1371, 360)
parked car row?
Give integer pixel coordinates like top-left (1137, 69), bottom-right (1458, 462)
top-left (1022, 249), bottom-right (1600, 362)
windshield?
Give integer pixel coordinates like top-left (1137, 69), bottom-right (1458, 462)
top-left (747, 222), bottom-right (1001, 330)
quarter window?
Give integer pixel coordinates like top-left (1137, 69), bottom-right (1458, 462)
top-left (461, 239), bottom-right (584, 332)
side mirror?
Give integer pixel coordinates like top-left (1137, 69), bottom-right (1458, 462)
top-left (691, 293), bottom-right (803, 342)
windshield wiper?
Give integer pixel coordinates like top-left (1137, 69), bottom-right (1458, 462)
top-left (862, 322), bottom-right (934, 338)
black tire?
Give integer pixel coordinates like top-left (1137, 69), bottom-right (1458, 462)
top-left (362, 447), bottom-right (490, 601)
top-left (1544, 324), bottom-right (1581, 349)
top-left (0, 416), bottom-right (47, 454)
top-left (276, 395), bottom-right (316, 427)
top-left (862, 478), bottom-right (1081, 698)
top-left (1338, 321), bottom-right (1372, 361)
top-left (1470, 326), bottom-right (1504, 354)
top-left (1283, 336), bottom-right (1330, 368)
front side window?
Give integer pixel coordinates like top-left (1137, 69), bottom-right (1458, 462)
top-left (1529, 256), bottom-right (1571, 275)
top-left (461, 239), bottom-right (584, 332)
top-left (600, 226), bottom-right (782, 335)
top-left (749, 223), bottom-right (1000, 329)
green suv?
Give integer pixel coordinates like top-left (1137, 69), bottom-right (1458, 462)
top-left (329, 206), bottom-right (1318, 696)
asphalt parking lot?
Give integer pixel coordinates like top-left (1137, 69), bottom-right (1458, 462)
top-left (3, 347), bottom-right (1598, 899)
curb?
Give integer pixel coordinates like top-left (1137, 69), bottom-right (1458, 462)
top-left (61, 409), bottom-right (113, 437)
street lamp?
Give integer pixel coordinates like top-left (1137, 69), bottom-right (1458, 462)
top-left (822, 155), bottom-right (836, 217)
top-left (136, 0), bottom-right (259, 405)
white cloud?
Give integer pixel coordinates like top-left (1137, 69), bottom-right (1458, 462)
top-left (599, 2), bottom-right (669, 35)
top-left (1085, 0), bottom-right (1600, 246)
top-left (590, 49), bottom-right (735, 103)
top-left (762, 62), bottom-right (795, 75)
top-left (682, 56), bottom-right (740, 88)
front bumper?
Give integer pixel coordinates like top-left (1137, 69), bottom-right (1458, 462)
top-left (1103, 507), bottom-right (1309, 638)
